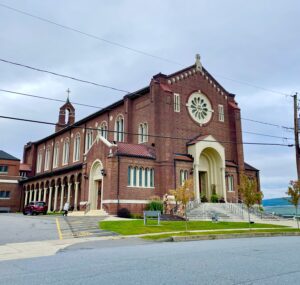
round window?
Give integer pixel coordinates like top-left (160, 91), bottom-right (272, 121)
top-left (187, 92), bottom-right (213, 125)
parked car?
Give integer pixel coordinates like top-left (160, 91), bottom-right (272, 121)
top-left (23, 201), bottom-right (48, 215)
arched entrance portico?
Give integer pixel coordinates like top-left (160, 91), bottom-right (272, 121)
top-left (89, 160), bottom-right (104, 210)
top-left (188, 135), bottom-right (226, 202)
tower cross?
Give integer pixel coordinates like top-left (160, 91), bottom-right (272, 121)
top-left (66, 88), bottom-right (71, 102)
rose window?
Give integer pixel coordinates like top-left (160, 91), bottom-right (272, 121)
top-left (187, 92), bottom-right (213, 125)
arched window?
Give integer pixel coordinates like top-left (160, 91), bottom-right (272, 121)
top-left (44, 147), bottom-right (51, 171)
top-left (150, 169), bottom-right (154, 187)
top-left (85, 129), bottom-right (93, 152)
top-left (138, 123), bottom-right (148, 143)
top-left (133, 166), bottom-right (138, 186)
top-left (139, 167), bottom-right (143, 187)
top-left (99, 121), bottom-right (108, 139)
top-left (73, 133), bottom-right (81, 162)
top-left (114, 115), bottom-right (124, 142)
top-left (62, 138), bottom-right (70, 165)
top-left (53, 143), bottom-right (60, 168)
top-left (145, 168), bottom-right (149, 187)
top-left (36, 150), bottom-right (43, 173)
top-left (180, 170), bottom-right (188, 185)
top-left (128, 166), bottom-right (132, 186)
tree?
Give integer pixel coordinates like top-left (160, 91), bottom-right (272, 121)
top-left (169, 178), bottom-right (195, 232)
top-left (238, 173), bottom-right (263, 228)
top-left (286, 181), bottom-right (300, 230)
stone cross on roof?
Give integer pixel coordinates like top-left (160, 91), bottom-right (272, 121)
top-left (195, 54), bottom-right (202, 71)
top-left (66, 88), bottom-right (71, 103)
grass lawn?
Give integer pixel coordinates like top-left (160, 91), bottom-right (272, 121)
top-left (99, 220), bottom-right (287, 235)
top-left (141, 228), bottom-right (300, 240)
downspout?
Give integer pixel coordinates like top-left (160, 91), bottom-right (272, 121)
top-left (173, 159), bottom-right (177, 190)
top-left (117, 155), bottom-right (120, 211)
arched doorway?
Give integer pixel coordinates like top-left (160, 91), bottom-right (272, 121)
top-left (199, 148), bottom-right (224, 199)
top-left (89, 160), bottom-right (104, 210)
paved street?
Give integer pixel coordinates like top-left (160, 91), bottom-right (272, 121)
top-left (0, 213), bottom-right (60, 245)
top-left (1, 236), bottom-right (300, 284)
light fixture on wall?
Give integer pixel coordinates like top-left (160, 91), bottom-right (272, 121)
top-left (101, 169), bottom-right (107, 176)
top-left (189, 168), bottom-right (194, 175)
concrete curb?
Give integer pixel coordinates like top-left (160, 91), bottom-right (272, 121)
top-left (171, 232), bottom-right (300, 242)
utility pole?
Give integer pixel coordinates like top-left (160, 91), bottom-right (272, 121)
top-left (293, 92), bottom-right (300, 180)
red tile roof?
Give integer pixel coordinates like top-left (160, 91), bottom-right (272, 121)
top-left (187, 135), bottom-right (210, 145)
top-left (174, 154), bottom-right (193, 162)
top-left (116, 143), bottom-right (156, 159)
top-left (20, 163), bottom-right (31, 172)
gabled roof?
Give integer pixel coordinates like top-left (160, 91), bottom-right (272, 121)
top-left (244, 162), bottom-right (259, 171)
top-left (116, 143), bottom-right (156, 159)
top-left (0, 150), bottom-right (20, 161)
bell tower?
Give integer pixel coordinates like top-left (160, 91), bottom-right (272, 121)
top-left (55, 89), bottom-right (75, 132)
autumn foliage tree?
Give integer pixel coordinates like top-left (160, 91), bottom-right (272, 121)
top-left (169, 178), bottom-right (195, 231)
top-left (286, 181), bottom-right (300, 230)
top-left (238, 173), bottom-right (263, 227)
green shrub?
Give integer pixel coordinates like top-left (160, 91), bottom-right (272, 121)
top-left (146, 200), bottom-right (163, 212)
top-left (201, 195), bottom-right (208, 203)
top-left (210, 194), bottom-right (219, 203)
top-left (130, 214), bottom-right (143, 219)
top-left (117, 208), bottom-right (131, 218)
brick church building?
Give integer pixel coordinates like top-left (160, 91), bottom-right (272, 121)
top-left (21, 55), bottom-right (260, 214)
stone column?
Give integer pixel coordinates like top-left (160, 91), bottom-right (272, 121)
top-left (24, 191), bottom-right (28, 206)
top-left (194, 164), bottom-right (200, 202)
top-left (53, 185), bottom-right (59, 211)
top-left (48, 187), bottom-right (53, 212)
top-left (29, 190), bottom-right (33, 202)
top-left (60, 184), bottom-right (65, 211)
top-left (33, 189), bottom-right (37, 202)
top-left (74, 182), bottom-right (79, 211)
top-left (43, 188), bottom-right (47, 202)
top-left (221, 167), bottom-right (227, 202)
top-left (67, 183), bottom-right (72, 204)
top-left (38, 188), bottom-right (42, 201)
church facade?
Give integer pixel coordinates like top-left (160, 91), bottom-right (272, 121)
top-left (21, 55), bottom-right (260, 214)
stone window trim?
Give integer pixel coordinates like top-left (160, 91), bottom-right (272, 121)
top-left (99, 121), bottom-right (108, 140)
top-left (174, 93), bottom-right (180, 112)
top-left (127, 166), bottom-right (155, 188)
top-left (53, 142), bottom-right (60, 169)
top-left (85, 129), bottom-right (94, 152)
top-left (73, 133), bottom-right (81, 162)
top-left (186, 91), bottom-right (213, 125)
top-left (114, 114), bottom-right (124, 142)
top-left (227, 175), bottom-right (234, 192)
top-left (138, 122), bottom-right (148, 144)
top-left (179, 169), bottom-right (189, 186)
top-left (36, 150), bottom-right (43, 173)
top-left (218, 104), bottom-right (224, 122)
top-left (44, 147), bottom-right (51, 171)
top-left (62, 138), bottom-right (70, 166)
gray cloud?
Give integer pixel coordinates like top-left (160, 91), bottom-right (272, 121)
top-left (0, 0), bottom-right (299, 199)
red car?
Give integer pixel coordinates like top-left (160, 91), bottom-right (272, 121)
top-left (23, 201), bottom-right (48, 215)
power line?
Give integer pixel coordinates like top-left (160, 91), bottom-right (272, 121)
top-left (0, 114), bottom-right (294, 147)
top-left (0, 2), bottom-right (181, 66)
top-left (0, 88), bottom-right (294, 138)
top-left (0, 88), bottom-right (101, 109)
top-left (0, 58), bottom-right (130, 93)
top-left (0, 3), bottom-right (296, 98)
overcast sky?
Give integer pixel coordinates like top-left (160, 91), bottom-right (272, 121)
top-left (0, 0), bottom-right (299, 199)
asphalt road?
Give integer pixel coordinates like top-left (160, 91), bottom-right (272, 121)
top-left (0, 213), bottom-right (59, 244)
top-left (1, 236), bottom-right (300, 285)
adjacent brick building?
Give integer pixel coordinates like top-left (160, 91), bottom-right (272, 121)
top-left (21, 55), bottom-right (260, 214)
top-left (0, 150), bottom-right (23, 212)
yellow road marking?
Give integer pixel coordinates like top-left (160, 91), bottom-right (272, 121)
top-left (56, 218), bottom-right (63, 240)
